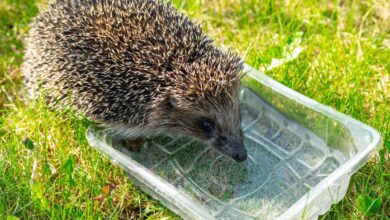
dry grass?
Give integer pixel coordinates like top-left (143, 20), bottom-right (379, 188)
top-left (0, 0), bottom-right (388, 219)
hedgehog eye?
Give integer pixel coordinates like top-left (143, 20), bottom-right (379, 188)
top-left (198, 118), bottom-right (215, 134)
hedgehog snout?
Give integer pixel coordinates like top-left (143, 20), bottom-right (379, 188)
top-left (213, 136), bottom-right (247, 162)
top-left (229, 140), bottom-right (247, 162)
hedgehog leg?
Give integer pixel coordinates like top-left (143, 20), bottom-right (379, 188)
top-left (121, 138), bottom-right (144, 152)
top-left (102, 125), bottom-right (146, 152)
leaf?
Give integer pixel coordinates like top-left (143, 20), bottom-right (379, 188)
top-left (93, 184), bottom-right (117, 203)
top-left (61, 155), bottom-right (75, 174)
top-left (22, 137), bottom-right (34, 150)
top-left (61, 156), bottom-right (77, 187)
top-left (69, 176), bottom-right (76, 187)
top-left (6, 216), bottom-right (20, 220)
top-left (31, 182), bottom-right (49, 211)
top-left (31, 182), bottom-right (44, 200)
top-left (355, 194), bottom-right (382, 215)
top-left (102, 185), bottom-right (110, 196)
top-left (93, 194), bottom-right (105, 203)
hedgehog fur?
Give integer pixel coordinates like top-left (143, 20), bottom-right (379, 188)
top-left (23, 0), bottom-right (247, 161)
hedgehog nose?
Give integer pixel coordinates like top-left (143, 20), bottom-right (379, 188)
top-left (232, 152), bottom-right (247, 162)
top-left (232, 143), bottom-right (247, 162)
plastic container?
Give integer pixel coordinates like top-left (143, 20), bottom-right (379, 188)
top-left (86, 64), bottom-right (381, 219)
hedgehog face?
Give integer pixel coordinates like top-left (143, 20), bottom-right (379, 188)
top-left (196, 114), bottom-right (247, 162)
top-left (160, 81), bottom-right (247, 162)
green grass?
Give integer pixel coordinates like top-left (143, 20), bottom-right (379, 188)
top-left (0, 0), bottom-right (389, 219)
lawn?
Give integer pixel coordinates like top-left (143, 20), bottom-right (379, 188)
top-left (0, 0), bottom-right (388, 219)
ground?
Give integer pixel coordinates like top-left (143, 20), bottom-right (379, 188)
top-left (0, 0), bottom-right (389, 219)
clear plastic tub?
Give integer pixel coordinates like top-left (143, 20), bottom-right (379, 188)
top-left (86, 64), bottom-right (381, 219)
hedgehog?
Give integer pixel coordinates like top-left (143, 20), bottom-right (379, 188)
top-left (22, 0), bottom-right (248, 162)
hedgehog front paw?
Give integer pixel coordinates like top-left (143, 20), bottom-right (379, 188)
top-left (121, 138), bottom-right (144, 152)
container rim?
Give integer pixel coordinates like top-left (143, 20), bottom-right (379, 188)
top-left (87, 64), bottom-right (382, 219)
top-left (243, 64), bottom-right (382, 219)
top-left (86, 128), bottom-right (217, 219)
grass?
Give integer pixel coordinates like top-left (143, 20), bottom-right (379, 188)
top-left (0, 0), bottom-right (388, 219)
